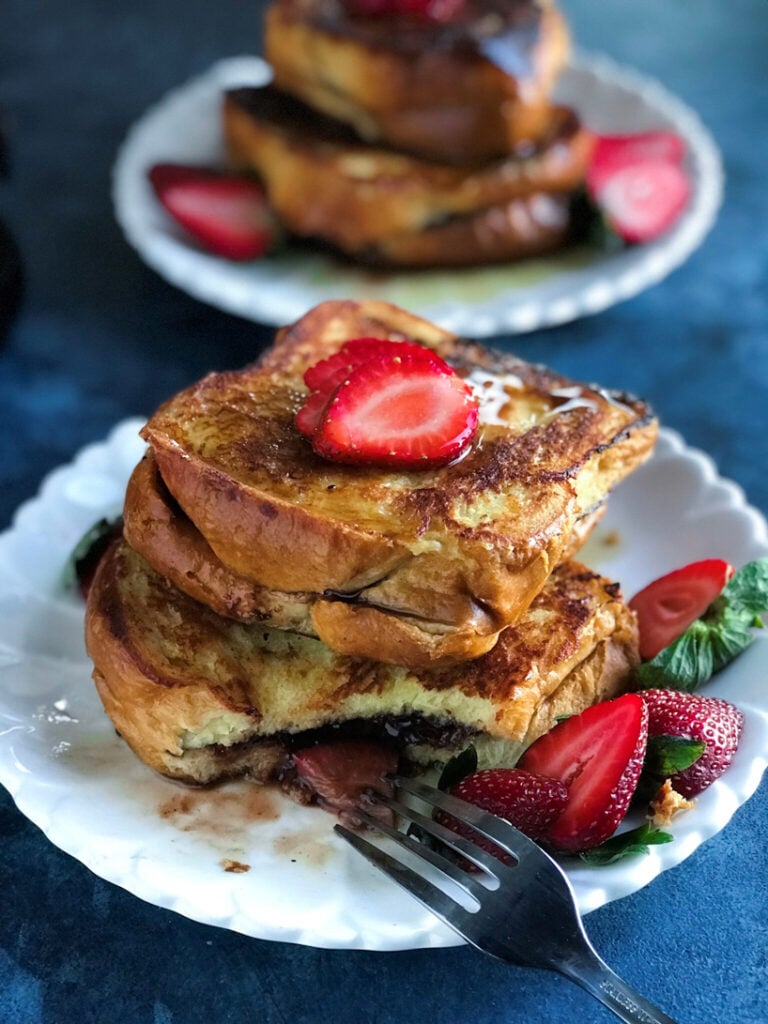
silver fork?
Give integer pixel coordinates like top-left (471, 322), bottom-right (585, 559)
top-left (335, 776), bottom-right (678, 1024)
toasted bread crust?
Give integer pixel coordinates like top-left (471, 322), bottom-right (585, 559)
top-left (124, 449), bottom-right (606, 666)
top-left (360, 193), bottom-right (573, 267)
top-left (265, 0), bottom-right (570, 162)
top-left (141, 301), bottom-right (656, 665)
top-left (86, 541), bottom-right (639, 783)
top-left (223, 86), bottom-right (592, 256)
top-left (123, 454), bottom-right (315, 632)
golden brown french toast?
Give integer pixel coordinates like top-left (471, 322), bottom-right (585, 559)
top-left (223, 86), bottom-right (592, 263)
top-left (123, 452), bottom-right (314, 633)
top-left (123, 447), bottom-right (605, 638)
top-left (264, 0), bottom-right (570, 162)
top-left (140, 300), bottom-right (657, 667)
top-left (86, 540), bottom-right (639, 784)
top-left (357, 193), bottom-right (573, 266)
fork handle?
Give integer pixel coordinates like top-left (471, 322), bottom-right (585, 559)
top-left (559, 952), bottom-right (678, 1024)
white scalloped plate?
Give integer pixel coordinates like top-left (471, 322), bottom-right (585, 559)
top-left (0, 423), bottom-right (766, 949)
top-left (112, 53), bottom-right (722, 336)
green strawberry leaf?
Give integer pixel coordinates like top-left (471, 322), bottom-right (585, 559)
top-left (578, 823), bottom-right (674, 866)
top-left (633, 735), bottom-right (706, 804)
top-left (570, 189), bottom-right (626, 253)
top-left (437, 745), bottom-right (478, 793)
top-left (61, 516), bottom-right (122, 590)
top-left (634, 558), bottom-right (768, 692)
top-left (645, 735), bottom-right (705, 776)
top-left (719, 557), bottom-right (768, 618)
top-left (408, 746), bottom-right (478, 851)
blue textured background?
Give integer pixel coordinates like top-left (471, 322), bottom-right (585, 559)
top-left (1, 2), bottom-right (767, 1022)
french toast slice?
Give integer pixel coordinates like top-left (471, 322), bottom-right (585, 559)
top-left (86, 540), bottom-right (639, 785)
top-left (264, 0), bottom-right (570, 163)
top-left (223, 85), bottom-right (592, 260)
top-left (141, 300), bottom-right (657, 667)
top-left (123, 448), bottom-right (605, 641)
top-left (356, 192), bottom-right (573, 267)
top-left (123, 452), bottom-right (315, 634)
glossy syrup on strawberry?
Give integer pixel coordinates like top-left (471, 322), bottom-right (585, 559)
top-left (297, 338), bottom-right (479, 468)
top-left (303, 338), bottom-right (441, 394)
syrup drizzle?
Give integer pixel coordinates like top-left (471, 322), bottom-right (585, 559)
top-left (467, 373), bottom-right (598, 429)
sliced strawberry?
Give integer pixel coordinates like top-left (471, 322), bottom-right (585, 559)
top-left (629, 559), bottom-right (735, 661)
top-left (394, 0), bottom-right (465, 19)
top-left (519, 694), bottom-right (648, 853)
top-left (588, 131), bottom-right (685, 192)
top-left (638, 690), bottom-right (743, 798)
top-left (293, 740), bottom-right (397, 822)
top-left (345, 0), bottom-right (465, 21)
top-left (148, 163), bottom-right (279, 261)
top-left (295, 390), bottom-right (332, 439)
top-left (303, 337), bottom-right (440, 394)
top-left (439, 769), bottom-right (569, 864)
top-left (588, 157), bottom-right (690, 244)
top-left (311, 352), bottom-right (478, 468)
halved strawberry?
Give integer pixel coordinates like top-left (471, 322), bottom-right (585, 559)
top-left (312, 353), bottom-right (478, 468)
top-left (629, 558), bottom-right (735, 661)
top-left (439, 769), bottom-right (569, 864)
top-left (519, 694), bottom-right (648, 853)
top-left (303, 337), bottom-right (440, 394)
top-left (588, 157), bottom-right (690, 244)
top-left (588, 131), bottom-right (685, 192)
top-left (293, 740), bottom-right (397, 821)
top-left (638, 690), bottom-right (743, 798)
top-left (148, 163), bottom-right (279, 261)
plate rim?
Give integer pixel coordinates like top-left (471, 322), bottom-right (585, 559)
top-left (112, 51), bottom-right (724, 337)
top-left (1, 421), bottom-right (767, 950)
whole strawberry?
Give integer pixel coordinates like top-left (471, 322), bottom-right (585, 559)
top-left (638, 690), bottom-right (744, 798)
top-left (440, 768), bottom-right (569, 864)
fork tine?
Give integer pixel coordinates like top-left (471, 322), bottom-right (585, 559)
top-left (373, 792), bottom-right (514, 878)
top-left (392, 776), bottom-right (552, 867)
top-left (334, 824), bottom-right (477, 938)
top-left (351, 806), bottom-right (489, 905)
top-left (345, 786), bottom-right (680, 1023)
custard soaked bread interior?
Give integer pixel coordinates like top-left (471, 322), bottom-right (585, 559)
top-left (139, 300), bottom-right (657, 667)
top-left (86, 541), bottom-right (639, 785)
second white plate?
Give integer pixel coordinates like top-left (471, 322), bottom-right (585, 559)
top-left (112, 53), bottom-right (722, 336)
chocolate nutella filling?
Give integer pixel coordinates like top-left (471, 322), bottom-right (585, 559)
top-left (209, 711), bottom-right (480, 762)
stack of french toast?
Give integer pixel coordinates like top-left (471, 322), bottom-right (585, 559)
top-left (85, 300), bottom-right (657, 814)
top-left (221, 0), bottom-right (594, 266)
